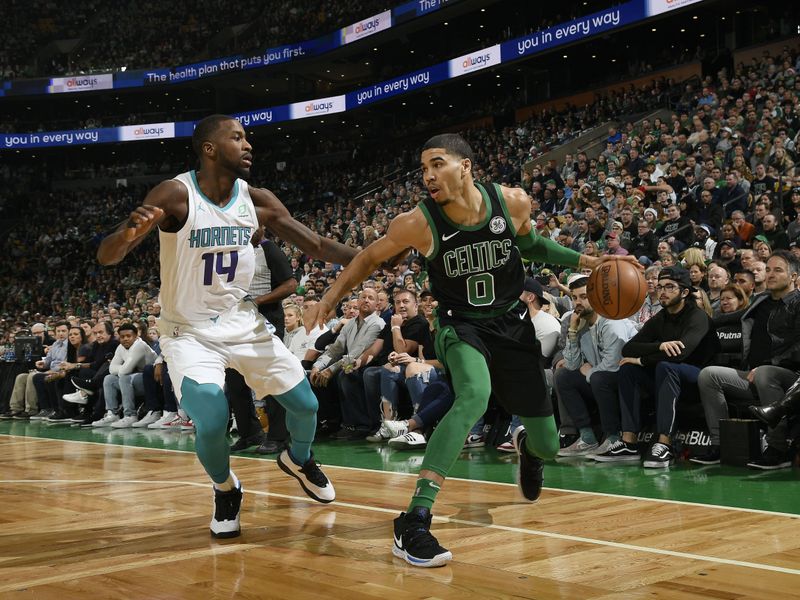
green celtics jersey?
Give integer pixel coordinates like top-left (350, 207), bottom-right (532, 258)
top-left (418, 182), bottom-right (523, 318)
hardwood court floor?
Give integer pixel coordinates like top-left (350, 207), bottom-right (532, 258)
top-left (0, 432), bottom-right (799, 599)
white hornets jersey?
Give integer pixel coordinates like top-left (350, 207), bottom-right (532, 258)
top-left (158, 170), bottom-right (258, 323)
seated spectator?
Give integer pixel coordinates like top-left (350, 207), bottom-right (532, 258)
top-left (2, 322), bottom-right (49, 419)
top-left (631, 266), bottom-right (663, 329)
top-left (595, 266), bottom-right (719, 467)
top-left (139, 357), bottom-right (179, 429)
top-left (358, 289), bottom-right (430, 442)
top-left (693, 251), bottom-right (800, 468)
top-left (29, 322), bottom-right (69, 420)
top-left (712, 284), bottom-right (747, 368)
top-left (707, 263), bottom-right (730, 314)
top-left (309, 288), bottom-right (383, 439)
top-left (45, 325), bottom-right (91, 422)
top-left (556, 276), bottom-right (637, 457)
top-left (629, 219), bottom-right (659, 264)
top-left (63, 321), bottom-right (120, 425)
top-left (732, 270), bottom-right (756, 301)
top-left (93, 323), bottom-right (156, 428)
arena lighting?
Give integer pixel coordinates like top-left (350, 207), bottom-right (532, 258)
top-left (120, 66), bottom-right (126, 72)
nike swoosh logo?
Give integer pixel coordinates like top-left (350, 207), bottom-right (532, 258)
top-left (430, 482), bottom-right (441, 490)
top-left (394, 534), bottom-right (404, 549)
top-left (442, 231), bottom-right (460, 241)
top-left (519, 309), bottom-right (528, 320)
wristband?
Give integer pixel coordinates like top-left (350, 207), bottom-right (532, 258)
top-left (391, 326), bottom-right (401, 331)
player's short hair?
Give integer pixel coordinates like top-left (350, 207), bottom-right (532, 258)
top-left (117, 323), bottom-right (138, 335)
top-left (192, 114), bottom-right (235, 158)
top-left (422, 133), bottom-right (474, 164)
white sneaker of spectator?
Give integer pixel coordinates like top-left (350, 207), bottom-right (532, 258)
top-left (365, 422), bottom-right (393, 442)
top-left (180, 419), bottom-right (195, 432)
top-left (388, 431), bottom-right (427, 449)
top-left (161, 413), bottom-right (189, 431)
top-left (147, 411), bottom-right (178, 429)
top-left (383, 419), bottom-right (409, 438)
top-left (111, 415), bottom-right (138, 429)
top-left (63, 390), bottom-right (88, 405)
top-left (132, 410), bottom-right (162, 428)
top-left (92, 411), bottom-right (120, 427)
top-left (557, 437), bottom-right (599, 457)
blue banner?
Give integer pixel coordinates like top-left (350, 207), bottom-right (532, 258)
top-left (0, 0), bottom-right (708, 149)
top-left (501, 1), bottom-right (646, 62)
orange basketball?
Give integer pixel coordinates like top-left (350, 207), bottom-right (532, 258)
top-left (587, 261), bottom-right (647, 319)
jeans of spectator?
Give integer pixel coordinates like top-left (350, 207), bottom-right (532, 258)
top-left (405, 367), bottom-right (444, 413)
top-left (556, 368), bottom-right (621, 436)
top-left (103, 373), bottom-right (144, 417)
top-left (338, 369), bottom-right (373, 430)
top-left (638, 256), bottom-right (653, 266)
top-left (552, 366), bottom-right (577, 435)
top-left (414, 379), bottom-right (455, 429)
top-left (697, 365), bottom-right (796, 451)
top-left (31, 372), bottom-right (54, 411)
top-left (309, 370), bottom-right (342, 428)
top-left (142, 363), bottom-right (178, 414)
top-left (619, 361), bottom-right (700, 437)
top-left (377, 364), bottom-right (406, 418)
top-left (224, 369), bottom-right (263, 440)
top-left (9, 372), bottom-right (38, 413)
top-left (362, 365), bottom-right (386, 422)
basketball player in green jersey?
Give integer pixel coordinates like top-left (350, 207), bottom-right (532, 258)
top-left (305, 133), bottom-right (641, 567)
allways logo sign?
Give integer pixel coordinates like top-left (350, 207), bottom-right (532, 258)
top-left (119, 122), bottom-right (176, 141)
top-left (449, 45), bottom-right (501, 78)
top-left (47, 74), bottom-right (114, 94)
top-left (342, 10), bottom-right (392, 44)
top-left (290, 95), bottom-right (346, 120)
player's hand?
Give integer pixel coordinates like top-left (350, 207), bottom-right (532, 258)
top-left (659, 340), bottom-right (684, 357)
top-left (584, 254), bottom-right (645, 272)
top-left (123, 205), bottom-right (164, 242)
top-left (304, 300), bottom-right (331, 334)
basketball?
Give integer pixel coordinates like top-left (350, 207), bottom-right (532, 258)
top-left (587, 261), bottom-right (647, 320)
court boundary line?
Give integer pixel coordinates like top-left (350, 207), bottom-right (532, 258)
top-left (2, 477), bottom-right (800, 578)
top-left (2, 432), bottom-right (798, 520)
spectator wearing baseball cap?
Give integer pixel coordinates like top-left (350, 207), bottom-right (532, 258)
top-left (604, 231), bottom-right (629, 256)
top-left (595, 266), bottom-right (720, 467)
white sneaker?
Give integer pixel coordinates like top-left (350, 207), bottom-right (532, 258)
top-left (63, 390), bottom-right (88, 405)
top-left (277, 450), bottom-right (335, 503)
top-left (132, 411), bottom-right (162, 428)
top-left (111, 415), bottom-right (139, 429)
top-left (162, 414), bottom-right (188, 431)
top-left (92, 410), bottom-right (120, 427)
top-left (365, 422), bottom-right (392, 442)
top-left (383, 419), bottom-right (409, 438)
top-left (557, 437), bottom-right (599, 457)
top-left (180, 419), bottom-right (195, 432)
top-left (211, 479), bottom-right (243, 539)
top-left (147, 411), bottom-right (178, 429)
top-left (388, 431), bottom-right (427, 449)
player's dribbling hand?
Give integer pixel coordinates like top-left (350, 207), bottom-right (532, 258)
top-left (123, 205), bottom-right (164, 242)
top-left (304, 300), bottom-right (330, 334)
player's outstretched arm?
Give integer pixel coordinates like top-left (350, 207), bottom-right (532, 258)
top-left (97, 180), bottom-right (185, 265)
top-left (502, 186), bottom-right (643, 272)
top-left (304, 211), bottom-right (424, 333)
top-left (250, 186), bottom-right (358, 266)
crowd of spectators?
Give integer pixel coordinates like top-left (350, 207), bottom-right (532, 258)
top-left (2, 45), bottom-right (800, 470)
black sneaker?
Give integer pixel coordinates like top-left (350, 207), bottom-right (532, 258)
top-left (330, 425), bottom-right (356, 440)
top-left (643, 442), bottom-right (675, 468)
top-left (277, 450), bottom-right (335, 503)
top-left (392, 507), bottom-right (452, 568)
top-left (559, 432), bottom-right (579, 449)
top-left (689, 446), bottom-right (720, 465)
top-left (230, 434), bottom-right (263, 452)
top-left (11, 411), bottom-right (31, 420)
top-left (46, 411), bottom-right (72, 423)
top-left (746, 446), bottom-right (793, 470)
top-left (0, 411), bottom-right (15, 420)
top-left (592, 439), bottom-right (641, 462)
top-left (210, 483), bottom-right (243, 539)
top-left (255, 439), bottom-right (285, 455)
top-left (512, 426), bottom-right (544, 501)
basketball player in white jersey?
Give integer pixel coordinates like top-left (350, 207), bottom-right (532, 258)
top-left (98, 114), bottom-right (358, 538)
